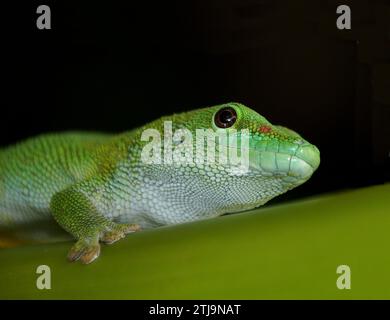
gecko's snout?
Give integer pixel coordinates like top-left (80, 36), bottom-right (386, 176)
top-left (252, 139), bottom-right (320, 182)
top-left (288, 143), bottom-right (320, 179)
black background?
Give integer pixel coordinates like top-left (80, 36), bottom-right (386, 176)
top-left (2, 0), bottom-right (390, 203)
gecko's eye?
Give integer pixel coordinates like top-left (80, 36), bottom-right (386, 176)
top-left (214, 107), bottom-right (237, 128)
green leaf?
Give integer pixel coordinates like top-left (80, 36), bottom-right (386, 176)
top-left (0, 184), bottom-right (389, 299)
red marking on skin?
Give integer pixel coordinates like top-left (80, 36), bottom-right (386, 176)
top-left (258, 125), bottom-right (272, 133)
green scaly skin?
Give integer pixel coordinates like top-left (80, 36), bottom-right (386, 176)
top-left (0, 103), bottom-right (320, 264)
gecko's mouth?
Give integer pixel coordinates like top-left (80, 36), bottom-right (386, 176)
top-left (250, 142), bottom-right (320, 182)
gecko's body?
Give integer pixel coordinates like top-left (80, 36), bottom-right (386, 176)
top-left (0, 103), bottom-right (320, 263)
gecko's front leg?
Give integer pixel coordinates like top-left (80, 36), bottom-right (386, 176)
top-left (50, 181), bottom-right (140, 264)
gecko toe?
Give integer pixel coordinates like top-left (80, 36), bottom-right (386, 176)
top-left (80, 244), bottom-right (100, 264)
top-left (100, 223), bottom-right (141, 244)
top-left (67, 238), bottom-right (100, 264)
top-left (121, 223), bottom-right (141, 234)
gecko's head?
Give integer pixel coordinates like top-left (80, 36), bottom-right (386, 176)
top-left (141, 102), bottom-right (320, 212)
top-left (182, 102), bottom-right (320, 191)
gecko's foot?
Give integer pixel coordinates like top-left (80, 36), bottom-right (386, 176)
top-left (67, 238), bottom-right (100, 264)
top-left (100, 223), bottom-right (141, 244)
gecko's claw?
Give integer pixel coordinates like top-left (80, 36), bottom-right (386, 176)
top-left (68, 238), bottom-right (101, 264)
top-left (100, 223), bottom-right (141, 244)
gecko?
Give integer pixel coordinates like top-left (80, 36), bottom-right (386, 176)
top-left (0, 103), bottom-right (320, 264)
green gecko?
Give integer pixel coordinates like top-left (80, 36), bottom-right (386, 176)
top-left (0, 103), bottom-right (320, 264)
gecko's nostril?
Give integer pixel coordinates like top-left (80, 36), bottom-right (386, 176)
top-left (294, 139), bottom-right (305, 145)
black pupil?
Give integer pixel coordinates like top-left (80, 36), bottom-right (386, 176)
top-left (220, 110), bottom-right (233, 123)
top-left (215, 108), bottom-right (237, 128)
